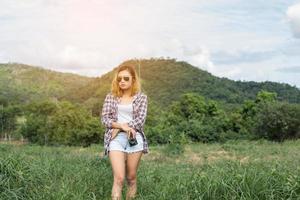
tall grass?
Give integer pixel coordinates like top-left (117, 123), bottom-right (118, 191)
top-left (0, 140), bottom-right (299, 199)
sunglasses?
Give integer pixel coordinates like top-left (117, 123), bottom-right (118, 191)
top-left (117, 76), bottom-right (130, 82)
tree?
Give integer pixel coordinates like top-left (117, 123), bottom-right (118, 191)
top-left (0, 104), bottom-right (21, 141)
top-left (254, 102), bottom-right (300, 141)
top-left (21, 100), bottom-right (103, 146)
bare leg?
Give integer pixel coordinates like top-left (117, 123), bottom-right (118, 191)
top-left (109, 150), bottom-right (126, 200)
top-left (125, 151), bottom-right (143, 200)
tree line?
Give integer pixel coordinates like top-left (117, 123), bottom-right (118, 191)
top-left (1, 90), bottom-right (299, 147)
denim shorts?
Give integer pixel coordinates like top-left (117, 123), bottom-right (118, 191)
top-left (108, 131), bottom-right (144, 154)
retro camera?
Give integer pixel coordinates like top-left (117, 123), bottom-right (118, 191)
top-left (128, 132), bottom-right (138, 147)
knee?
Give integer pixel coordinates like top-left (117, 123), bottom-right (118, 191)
top-left (126, 174), bottom-right (137, 186)
top-left (114, 175), bottom-right (125, 186)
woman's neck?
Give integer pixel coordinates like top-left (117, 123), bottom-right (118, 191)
top-left (122, 88), bottom-right (132, 97)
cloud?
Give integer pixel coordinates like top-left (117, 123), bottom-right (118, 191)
top-left (187, 47), bottom-right (216, 73)
top-left (0, 0), bottom-right (299, 87)
top-left (287, 3), bottom-right (300, 38)
top-left (276, 66), bottom-right (300, 73)
top-left (211, 49), bottom-right (277, 65)
top-left (0, 51), bottom-right (8, 63)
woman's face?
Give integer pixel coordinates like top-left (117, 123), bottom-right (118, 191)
top-left (117, 70), bottom-right (133, 91)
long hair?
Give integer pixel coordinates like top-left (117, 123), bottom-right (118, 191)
top-left (111, 63), bottom-right (141, 97)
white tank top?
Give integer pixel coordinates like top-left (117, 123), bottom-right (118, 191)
top-left (117, 102), bottom-right (133, 123)
top-left (117, 102), bottom-right (143, 138)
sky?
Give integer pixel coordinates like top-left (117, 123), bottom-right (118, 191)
top-left (0, 0), bottom-right (300, 88)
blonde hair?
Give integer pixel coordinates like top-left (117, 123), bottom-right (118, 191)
top-left (111, 63), bottom-right (141, 97)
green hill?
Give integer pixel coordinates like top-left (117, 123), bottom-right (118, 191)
top-left (0, 63), bottom-right (93, 105)
top-left (63, 58), bottom-right (300, 110)
top-left (1, 59), bottom-right (300, 111)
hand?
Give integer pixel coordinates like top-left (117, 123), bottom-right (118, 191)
top-left (120, 123), bottom-right (136, 138)
top-left (128, 128), bottom-right (136, 140)
top-left (121, 123), bottom-right (136, 139)
top-left (120, 123), bottom-right (131, 132)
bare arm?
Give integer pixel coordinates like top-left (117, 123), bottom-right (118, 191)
top-left (112, 121), bottom-right (124, 129)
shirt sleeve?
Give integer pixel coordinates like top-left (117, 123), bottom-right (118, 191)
top-left (127, 94), bottom-right (148, 131)
top-left (101, 93), bottom-right (114, 129)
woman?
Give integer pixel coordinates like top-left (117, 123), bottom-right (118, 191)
top-left (101, 63), bottom-right (149, 200)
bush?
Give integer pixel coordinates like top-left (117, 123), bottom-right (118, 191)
top-left (254, 102), bottom-right (300, 141)
top-left (21, 100), bottom-right (103, 146)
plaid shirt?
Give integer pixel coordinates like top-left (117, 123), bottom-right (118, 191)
top-left (101, 91), bottom-right (149, 157)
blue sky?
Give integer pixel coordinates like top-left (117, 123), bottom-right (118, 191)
top-left (0, 0), bottom-right (300, 88)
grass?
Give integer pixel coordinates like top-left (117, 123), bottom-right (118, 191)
top-left (0, 139), bottom-right (299, 200)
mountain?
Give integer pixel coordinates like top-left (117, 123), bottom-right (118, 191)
top-left (63, 58), bottom-right (300, 110)
top-left (1, 59), bottom-right (300, 111)
top-left (0, 63), bottom-right (93, 105)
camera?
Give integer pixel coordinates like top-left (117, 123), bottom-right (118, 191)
top-left (128, 132), bottom-right (138, 147)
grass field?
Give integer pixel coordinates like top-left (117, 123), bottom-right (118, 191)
top-left (1, 139), bottom-right (299, 200)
